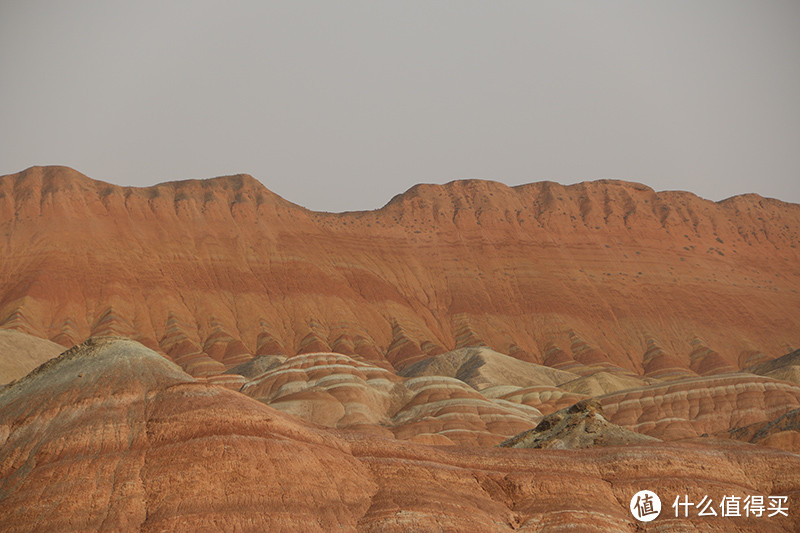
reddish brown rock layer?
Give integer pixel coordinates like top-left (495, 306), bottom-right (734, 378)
top-left (600, 373), bottom-right (800, 440)
top-left (0, 166), bottom-right (798, 376)
top-left (1, 338), bottom-right (798, 532)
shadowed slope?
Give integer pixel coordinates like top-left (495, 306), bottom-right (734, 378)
top-left (745, 349), bottom-right (800, 386)
top-left (745, 408), bottom-right (800, 453)
top-left (728, 406), bottom-right (800, 454)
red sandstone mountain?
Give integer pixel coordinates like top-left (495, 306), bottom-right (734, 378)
top-left (1, 165), bottom-right (798, 376)
top-left (2, 166), bottom-right (800, 530)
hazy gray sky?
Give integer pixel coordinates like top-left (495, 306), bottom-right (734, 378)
top-left (1, 1), bottom-right (798, 212)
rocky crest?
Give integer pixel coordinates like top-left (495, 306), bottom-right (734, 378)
top-left (499, 399), bottom-right (660, 449)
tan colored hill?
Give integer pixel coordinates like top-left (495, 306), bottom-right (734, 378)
top-left (237, 350), bottom-right (543, 445)
top-left (214, 346), bottom-right (800, 447)
top-left (0, 165), bottom-right (798, 378)
top-left (2, 338), bottom-right (799, 532)
top-left (399, 346), bottom-right (580, 390)
top-left (0, 329), bottom-right (64, 384)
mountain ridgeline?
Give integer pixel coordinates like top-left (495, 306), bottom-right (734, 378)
top-left (0, 165), bottom-right (798, 378)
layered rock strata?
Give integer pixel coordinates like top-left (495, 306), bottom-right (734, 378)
top-left (1, 338), bottom-right (798, 532)
top-left (0, 166), bottom-right (798, 376)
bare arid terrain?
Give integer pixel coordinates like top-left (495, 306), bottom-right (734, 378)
top-left (1, 165), bottom-right (799, 531)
